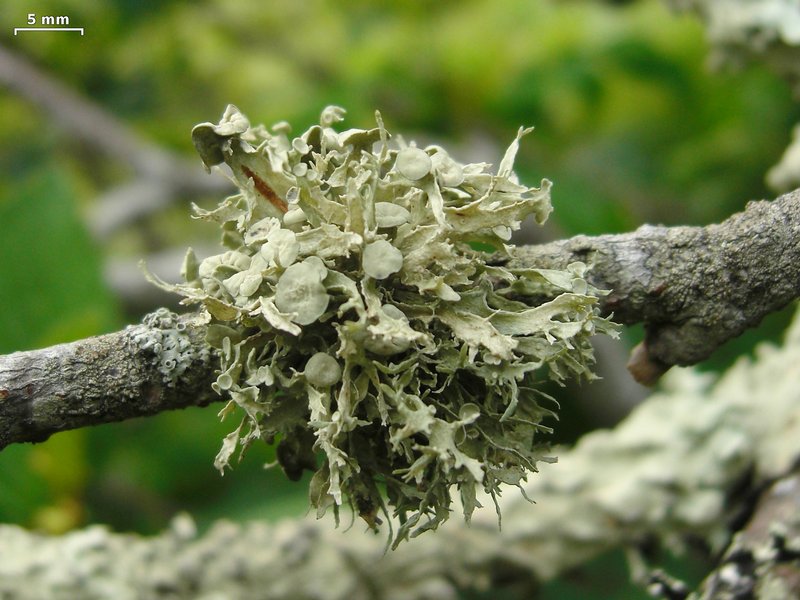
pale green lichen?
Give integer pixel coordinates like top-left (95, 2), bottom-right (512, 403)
top-left (304, 352), bottom-right (342, 388)
top-left (154, 105), bottom-right (617, 544)
top-left (395, 146), bottom-right (432, 180)
top-left (131, 308), bottom-right (208, 386)
top-left (362, 240), bottom-right (403, 280)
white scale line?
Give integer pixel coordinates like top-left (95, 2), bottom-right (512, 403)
top-left (14, 28), bottom-right (84, 35)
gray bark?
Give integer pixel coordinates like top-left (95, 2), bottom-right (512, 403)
top-left (689, 472), bottom-right (800, 599)
top-left (0, 310), bottom-right (216, 451)
top-left (511, 189), bottom-right (800, 380)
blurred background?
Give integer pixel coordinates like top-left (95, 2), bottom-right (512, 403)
top-left (1, 0), bottom-right (798, 597)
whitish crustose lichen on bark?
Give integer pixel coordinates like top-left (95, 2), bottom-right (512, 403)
top-left (149, 105), bottom-right (618, 545)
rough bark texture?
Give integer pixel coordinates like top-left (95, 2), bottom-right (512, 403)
top-left (0, 310), bottom-right (217, 451)
top-left (510, 189), bottom-right (800, 372)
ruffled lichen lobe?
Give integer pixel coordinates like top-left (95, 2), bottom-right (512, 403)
top-left (157, 105), bottom-right (617, 544)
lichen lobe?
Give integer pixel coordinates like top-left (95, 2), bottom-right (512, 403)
top-left (159, 106), bottom-right (618, 544)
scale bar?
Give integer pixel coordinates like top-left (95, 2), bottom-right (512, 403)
top-left (14, 28), bottom-right (84, 36)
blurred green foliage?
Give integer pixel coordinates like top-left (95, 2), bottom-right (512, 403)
top-left (1, 0), bottom-right (798, 596)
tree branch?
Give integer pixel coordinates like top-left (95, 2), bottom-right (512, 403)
top-left (2, 190), bottom-right (799, 447)
top-left (690, 471), bottom-right (800, 599)
top-left (0, 311), bottom-right (216, 451)
top-left (511, 188), bottom-right (800, 381)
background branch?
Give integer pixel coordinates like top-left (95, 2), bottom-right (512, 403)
top-left (690, 471), bottom-right (800, 599)
top-left (0, 43), bottom-right (233, 240)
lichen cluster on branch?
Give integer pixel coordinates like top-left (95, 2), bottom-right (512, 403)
top-left (151, 105), bottom-right (617, 544)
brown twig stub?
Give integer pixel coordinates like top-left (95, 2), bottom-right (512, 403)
top-left (511, 189), bottom-right (800, 380)
top-left (626, 342), bottom-right (670, 387)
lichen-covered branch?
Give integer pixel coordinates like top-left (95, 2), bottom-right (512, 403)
top-left (689, 472), bottom-right (800, 599)
top-left (3, 307), bottom-right (800, 598)
top-left (0, 310), bottom-right (216, 451)
top-left (2, 189), bottom-right (800, 448)
top-left (511, 189), bottom-right (800, 380)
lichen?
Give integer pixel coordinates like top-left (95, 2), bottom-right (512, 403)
top-left (130, 308), bottom-right (208, 386)
top-left (152, 105), bottom-right (618, 544)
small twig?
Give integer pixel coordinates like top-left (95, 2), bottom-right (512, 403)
top-left (0, 312), bottom-right (217, 451)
